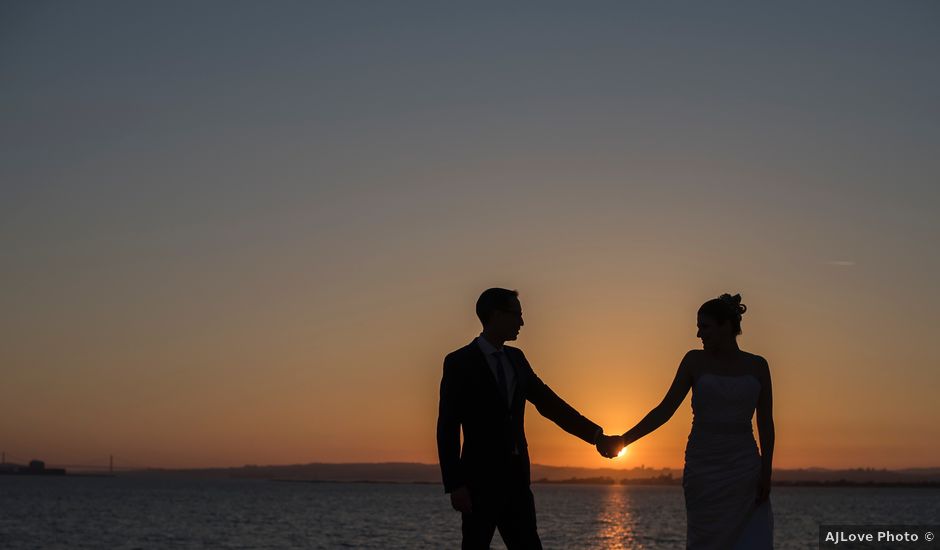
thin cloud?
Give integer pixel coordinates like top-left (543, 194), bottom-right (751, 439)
top-left (824, 260), bottom-right (856, 267)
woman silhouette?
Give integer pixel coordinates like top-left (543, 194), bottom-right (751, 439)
top-left (620, 294), bottom-right (774, 548)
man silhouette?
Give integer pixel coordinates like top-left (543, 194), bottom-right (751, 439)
top-left (437, 288), bottom-right (620, 548)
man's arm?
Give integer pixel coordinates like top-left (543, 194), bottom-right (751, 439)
top-left (436, 355), bottom-right (464, 494)
top-left (518, 351), bottom-right (601, 444)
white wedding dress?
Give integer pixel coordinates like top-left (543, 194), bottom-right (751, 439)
top-left (682, 373), bottom-right (774, 549)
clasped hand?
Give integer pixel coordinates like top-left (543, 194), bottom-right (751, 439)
top-left (595, 434), bottom-right (625, 459)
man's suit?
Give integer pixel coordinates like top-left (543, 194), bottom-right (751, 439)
top-left (437, 338), bottom-right (601, 548)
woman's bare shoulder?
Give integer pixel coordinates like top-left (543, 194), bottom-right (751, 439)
top-left (741, 351), bottom-right (768, 365)
top-left (681, 349), bottom-right (706, 373)
top-left (741, 351), bottom-right (771, 376)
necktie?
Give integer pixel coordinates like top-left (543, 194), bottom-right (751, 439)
top-left (492, 351), bottom-right (510, 405)
top-left (492, 351), bottom-right (518, 454)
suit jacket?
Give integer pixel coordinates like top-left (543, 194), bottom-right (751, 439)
top-left (436, 339), bottom-right (600, 493)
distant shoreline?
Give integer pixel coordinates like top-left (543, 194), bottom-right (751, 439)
top-left (33, 462), bottom-right (937, 487)
top-left (267, 478), bottom-right (940, 489)
top-left (110, 462), bottom-right (940, 485)
top-left (7, 476), bottom-right (933, 488)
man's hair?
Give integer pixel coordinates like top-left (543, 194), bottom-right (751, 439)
top-left (476, 288), bottom-right (519, 326)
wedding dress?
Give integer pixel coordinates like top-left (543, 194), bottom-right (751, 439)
top-left (682, 373), bottom-right (773, 549)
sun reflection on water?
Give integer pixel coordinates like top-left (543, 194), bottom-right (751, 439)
top-left (595, 485), bottom-right (639, 549)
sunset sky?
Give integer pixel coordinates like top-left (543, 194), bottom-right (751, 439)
top-left (2, 2), bottom-right (938, 471)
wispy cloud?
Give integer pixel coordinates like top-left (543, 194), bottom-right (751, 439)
top-left (825, 260), bottom-right (856, 267)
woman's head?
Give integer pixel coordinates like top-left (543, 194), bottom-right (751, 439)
top-left (697, 293), bottom-right (747, 349)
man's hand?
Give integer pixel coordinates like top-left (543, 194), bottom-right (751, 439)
top-left (595, 434), bottom-right (625, 458)
top-left (450, 486), bottom-right (472, 514)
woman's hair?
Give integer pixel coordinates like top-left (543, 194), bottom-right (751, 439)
top-left (698, 293), bottom-right (747, 336)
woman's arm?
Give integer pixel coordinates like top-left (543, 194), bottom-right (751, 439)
top-left (621, 352), bottom-right (695, 445)
top-left (755, 356), bottom-right (775, 502)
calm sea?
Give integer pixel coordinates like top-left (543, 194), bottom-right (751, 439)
top-left (1, 477), bottom-right (937, 549)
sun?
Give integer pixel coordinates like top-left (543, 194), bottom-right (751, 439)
top-left (617, 446), bottom-right (628, 458)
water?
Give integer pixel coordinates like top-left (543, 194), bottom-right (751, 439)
top-left (1, 477), bottom-right (937, 549)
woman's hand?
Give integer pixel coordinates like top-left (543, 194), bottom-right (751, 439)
top-left (756, 474), bottom-right (771, 504)
top-left (595, 434), bottom-right (624, 458)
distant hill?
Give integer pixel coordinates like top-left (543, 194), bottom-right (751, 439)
top-left (126, 462), bottom-right (940, 485)
top-left (772, 467), bottom-right (940, 484)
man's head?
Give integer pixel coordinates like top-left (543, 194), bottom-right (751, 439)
top-left (476, 288), bottom-right (524, 342)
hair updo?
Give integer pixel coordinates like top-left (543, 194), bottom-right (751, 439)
top-left (698, 293), bottom-right (747, 336)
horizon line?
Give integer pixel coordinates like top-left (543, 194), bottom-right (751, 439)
top-left (108, 461), bottom-right (940, 472)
